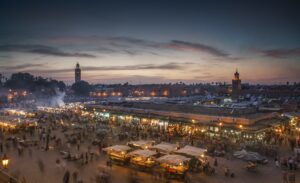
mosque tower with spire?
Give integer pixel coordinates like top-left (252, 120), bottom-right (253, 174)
top-left (75, 62), bottom-right (81, 83)
top-left (232, 69), bottom-right (241, 99)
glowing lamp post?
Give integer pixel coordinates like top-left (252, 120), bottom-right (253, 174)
top-left (2, 154), bottom-right (9, 169)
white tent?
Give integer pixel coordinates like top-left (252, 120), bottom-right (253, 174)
top-left (151, 142), bottom-right (178, 153)
top-left (157, 154), bottom-right (190, 166)
top-left (128, 149), bottom-right (157, 158)
top-left (175, 145), bottom-right (207, 158)
top-left (103, 145), bottom-right (131, 152)
top-left (127, 140), bottom-right (154, 149)
top-left (233, 149), bottom-right (267, 162)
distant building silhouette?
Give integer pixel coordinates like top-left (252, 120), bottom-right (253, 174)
top-left (75, 63), bottom-right (81, 83)
top-left (232, 69), bottom-right (241, 99)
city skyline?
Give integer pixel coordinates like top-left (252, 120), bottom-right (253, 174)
top-left (0, 1), bottom-right (300, 84)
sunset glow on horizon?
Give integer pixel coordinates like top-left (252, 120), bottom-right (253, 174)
top-left (0, 1), bottom-right (299, 84)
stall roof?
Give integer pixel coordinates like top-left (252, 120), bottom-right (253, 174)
top-left (157, 154), bottom-right (191, 166)
top-left (128, 149), bottom-right (157, 158)
top-left (127, 140), bottom-right (154, 148)
top-left (103, 145), bottom-right (131, 152)
top-left (176, 145), bottom-right (207, 158)
top-left (151, 142), bottom-right (178, 153)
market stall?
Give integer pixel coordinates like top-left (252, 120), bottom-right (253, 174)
top-left (175, 145), bottom-right (208, 171)
top-left (103, 145), bottom-right (131, 163)
top-left (128, 149), bottom-right (157, 168)
top-left (0, 116), bottom-right (38, 131)
top-left (127, 140), bottom-right (155, 149)
top-left (151, 142), bottom-right (178, 154)
top-left (175, 145), bottom-right (207, 159)
top-left (157, 154), bottom-right (190, 177)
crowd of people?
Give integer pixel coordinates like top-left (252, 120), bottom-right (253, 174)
top-left (0, 107), bottom-right (298, 183)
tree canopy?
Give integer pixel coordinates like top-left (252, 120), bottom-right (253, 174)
top-left (4, 72), bottom-right (66, 92)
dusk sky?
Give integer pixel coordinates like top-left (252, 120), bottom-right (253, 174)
top-left (0, 0), bottom-right (300, 84)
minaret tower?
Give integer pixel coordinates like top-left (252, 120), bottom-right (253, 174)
top-left (75, 62), bottom-right (81, 83)
top-left (232, 68), bottom-right (241, 99)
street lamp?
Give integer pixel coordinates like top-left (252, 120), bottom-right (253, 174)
top-left (2, 154), bottom-right (9, 169)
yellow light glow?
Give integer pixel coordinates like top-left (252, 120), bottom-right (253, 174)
top-left (2, 154), bottom-right (9, 168)
top-left (150, 91), bottom-right (156, 96)
top-left (163, 90), bottom-right (169, 96)
top-left (2, 159), bottom-right (8, 166)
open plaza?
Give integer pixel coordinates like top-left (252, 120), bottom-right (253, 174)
top-left (0, 103), bottom-right (299, 183)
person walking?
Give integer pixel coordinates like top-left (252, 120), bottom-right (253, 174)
top-left (214, 158), bottom-right (218, 167)
top-left (77, 142), bottom-right (80, 151)
top-left (275, 157), bottom-right (280, 167)
top-left (38, 159), bottom-right (45, 173)
top-left (0, 142), bottom-right (3, 153)
top-left (85, 152), bottom-right (88, 164)
top-left (224, 167), bottom-right (229, 177)
top-left (63, 170), bottom-right (70, 183)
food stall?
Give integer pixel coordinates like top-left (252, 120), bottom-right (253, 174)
top-left (0, 116), bottom-right (38, 132)
top-left (151, 142), bottom-right (178, 154)
top-left (103, 145), bottom-right (131, 163)
top-left (175, 145), bottom-right (208, 171)
top-left (127, 140), bottom-right (155, 149)
top-left (128, 149), bottom-right (157, 168)
top-left (157, 154), bottom-right (190, 177)
top-left (175, 145), bottom-right (207, 160)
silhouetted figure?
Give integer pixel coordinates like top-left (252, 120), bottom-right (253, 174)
top-left (63, 170), bottom-right (70, 183)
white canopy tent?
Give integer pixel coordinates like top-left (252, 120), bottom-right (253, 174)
top-left (151, 142), bottom-right (178, 153)
top-left (128, 149), bottom-right (157, 158)
top-left (175, 145), bottom-right (207, 158)
top-left (103, 145), bottom-right (131, 153)
top-left (127, 140), bottom-right (154, 149)
top-left (157, 154), bottom-right (191, 166)
top-left (233, 149), bottom-right (267, 163)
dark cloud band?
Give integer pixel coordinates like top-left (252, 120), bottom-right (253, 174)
top-left (0, 44), bottom-right (96, 58)
top-left (260, 48), bottom-right (300, 58)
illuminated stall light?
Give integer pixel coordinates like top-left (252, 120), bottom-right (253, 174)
top-left (125, 115), bottom-right (133, 122)
top-left (133, 117), bottom-right (140, 121)
top-left (163, 90), bottom-right (169, 96)
top-left (150, 91), bottom-right (156, 97)
top-left (111, 116), bottom-right (116, 121)
top-left (141, 118), bottom-right (148, 122)
top-left (118, 116), bottom-right (125, 120)
top-left (2, 154), bottom-right (9, 169)
top-left (159, 121), bottom-right (168, 126)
